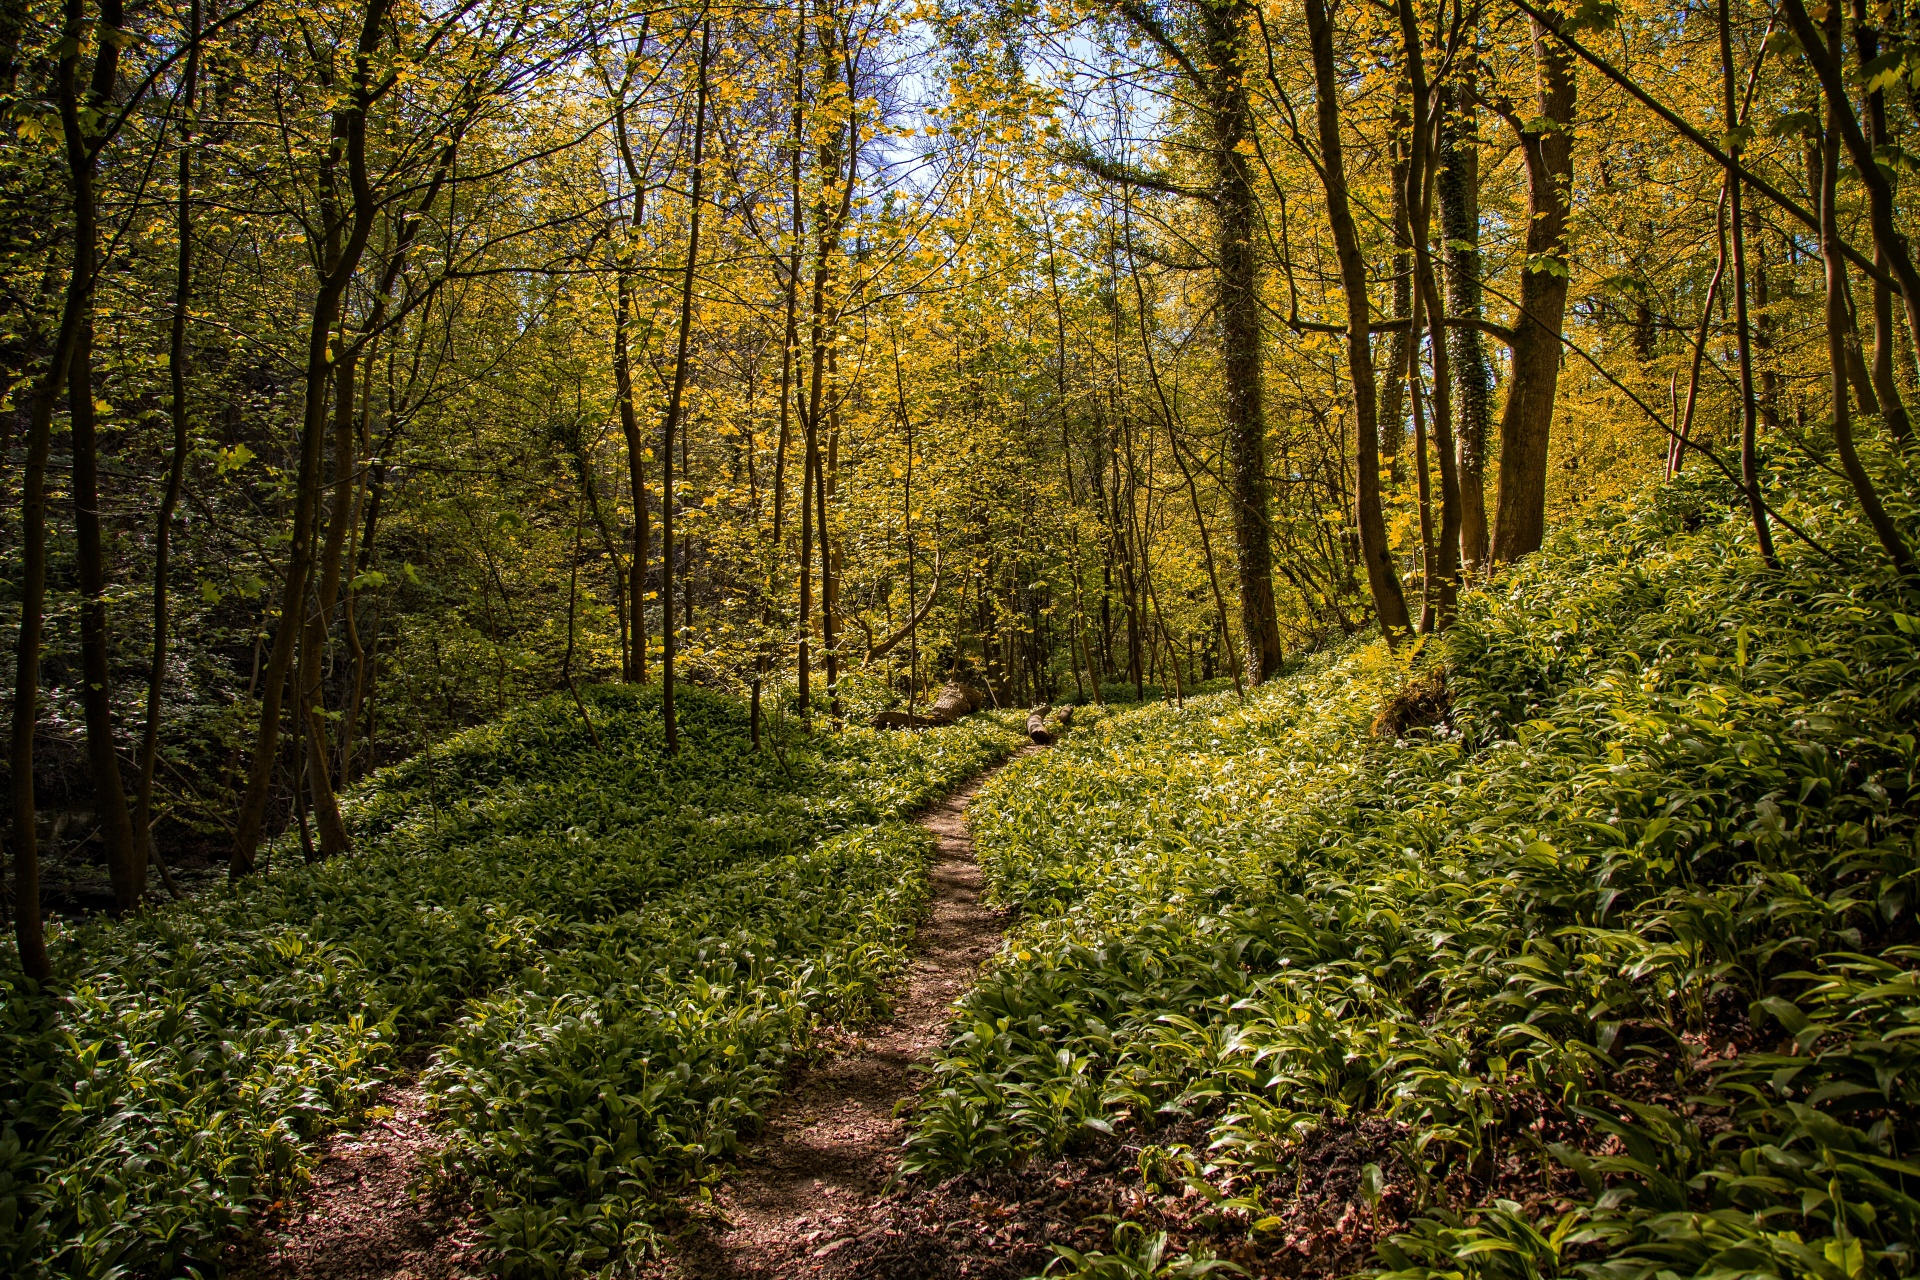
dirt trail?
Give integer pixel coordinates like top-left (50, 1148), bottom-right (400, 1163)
top-left (235, 748), bottom-right (1029, 1280)
top-left (662, 750), bottom-right (1030, 1280)
top-left (231, 1077), bottom-right (485, 1280)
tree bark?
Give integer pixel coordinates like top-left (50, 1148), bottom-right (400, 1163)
top-left (1848, 0), bottom-right (1910, 441)
top-left (65, 0), bottom-right (139, 912)
top-left (1490, 10), bottom-right (1575, 565)
top-left (1397, 0), bottom-right (1461, 627)
top-left (661, 18), bottom-right (710, 754)
top-left (70, 316), bottom-right (142, 910)
top-left (296, 353), bottom-right (361, 859)
top-left (1814, 18), bottom-right (1913, 579)
top-left (1201, 0), bottom-right (1284, 681)
top-left (613, 50), bottom-right (653, 684)
top-left (1780, 0), bottom-right (1920, 367)
top-left (1437, 69), bottom-right (1490, 572)
top-left (1719, 0), bottom-right (1778, 568)
top-left (231, 0), bottom-right (392, 876)
top-left (1305, 0), bottom-right (1412, 638)
top-left (136, 0), bottom-right (199, 900)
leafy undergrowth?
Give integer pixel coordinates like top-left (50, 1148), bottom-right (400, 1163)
top-left (0, 687), bottom-right (1024, 1279)
top-left (900, 472), bottom-right (1920, 1280)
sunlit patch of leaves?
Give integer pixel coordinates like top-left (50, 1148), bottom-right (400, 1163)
top-left (1, 686), bottom-right (1025, 1279)
top-left (908, 468), bottom-right (1920, 1280)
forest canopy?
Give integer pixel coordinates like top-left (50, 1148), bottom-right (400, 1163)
top-left (2, 0), bottom-right (1916, 966)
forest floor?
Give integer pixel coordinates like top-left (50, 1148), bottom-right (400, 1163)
top-left (232, 745), bottom-right (1038, 1280)
top-left (654, 747), bottom-right (1034, 1280)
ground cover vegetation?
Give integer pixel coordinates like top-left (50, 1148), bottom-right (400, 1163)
top-left (3, 0), bottom-right (1920, 1271)
top-left (1, 687), bottom-right (1023, 1278)
top-left (902, 469), bottom-right (1920, 1280)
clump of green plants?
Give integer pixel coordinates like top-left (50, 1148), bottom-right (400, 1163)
top-left (904, 469), bottom-right (1920, 1280)
top-left (1, 686), bottom-right (1023, 1280)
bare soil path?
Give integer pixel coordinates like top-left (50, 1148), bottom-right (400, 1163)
top-left (658, 749), bottom-right (1032, 1280)
top-left (234, 747), bottom-right (1031, 1280)
top-left (231, 1077), bottom-right (486, 1280)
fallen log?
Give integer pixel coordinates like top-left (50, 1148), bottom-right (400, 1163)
top-left (1027, 704), bottom-right (1053, 744)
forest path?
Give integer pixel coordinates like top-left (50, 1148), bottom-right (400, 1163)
top-left (657, 746), bottom-right (1035, 1280)
top-left (232, 744), bottom-right (1032, 1280)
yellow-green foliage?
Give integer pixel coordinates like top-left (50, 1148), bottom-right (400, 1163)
top-left (0, 689), bottom-right (1025, 1280)
top-left (907, 471), bottom-right (1920, 1280)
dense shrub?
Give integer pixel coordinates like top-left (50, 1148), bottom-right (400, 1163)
top-left (1, 686), bottom-right (1023, 1279)
top-left (905, 473), bottom-right (1920, 1280)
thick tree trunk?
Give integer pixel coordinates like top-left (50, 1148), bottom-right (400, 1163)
top-left (1305, 0), bottom-right (1412, 638)
top-left (1438, 73), bottom-right (1491, 573)
top-left (64, 0), bottom-right (139, 912)
top-left (1491, 13), bottom-right (1575, 565)
top-left (1201, 0), bottom-right (1284, 681)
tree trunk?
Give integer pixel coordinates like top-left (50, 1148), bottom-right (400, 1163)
top-left (1814, 20), bottom-right (1913, 578)
top-left (135, 0), bottom-right (199, 899)
top-left (231, 0), bottom-right (393, 876)
top-left (70, 317), bottom-right (142, 910)
top-left (1438, 70), bottom-right (1491, 573)
top-left (63, 0), bottom-right (139, 912)
top-left (1490, 12), bottom-right (1575, 565)
top-left (297, 350), bottom-right (360, 859)
top-left (1201, 0), bottom-right (1284, 681)
top-left (1719, 0), bottom-right (1778, 567)
top-left (7, 269), bottom-right (80, 977)
top-left (1397, 3), bottom-right (1462, 627)
top-left (660, 19), bottom-right (710, 754)
top-left (1780, 0), bottom-right (1920, 368)
top-left (1305, 0), bottom-right (1412, 638)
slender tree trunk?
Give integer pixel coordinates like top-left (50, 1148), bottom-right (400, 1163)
top-left (820, 348), bottom-right (839, 718)
top-left (1781, 0), bottom-right (1920, 366)
top-left (8, 269), bottom-right (81, 976)
top-left (613, 47), bottom-right (654, 685)
top-left (1814, 24), bottom-right (1913, 578)
top-left (1397, 6), bottom-right (1462, 626)
top-left (1490, 10), bottom-right (1575, 564)
top-left (231, 0), bottom-right (393, 876)
top-left (1720, 0), bottom-right (1778, 567)
top-left (297, 351), bottom-right (360, 859)
top-left (661, 18), bottom-right (710, 753)
top-left (755, 12), bottom-right (806, 744)
top-left (615, 273), bottom-right (650, 681)
top-left (70, 317), bottom-right (142, 910)
top-left (1383, 101), bottom-right (1413, 487)
top-left (1305, 0), bottom-right (1411, 638)
top-left (1848, 0), bottom-right (1909, 441)
top-left (135, 0), bottom-right (199, 900)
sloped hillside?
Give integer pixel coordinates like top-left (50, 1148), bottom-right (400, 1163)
top-left (901, 473), bottom-right (1920, 1280)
